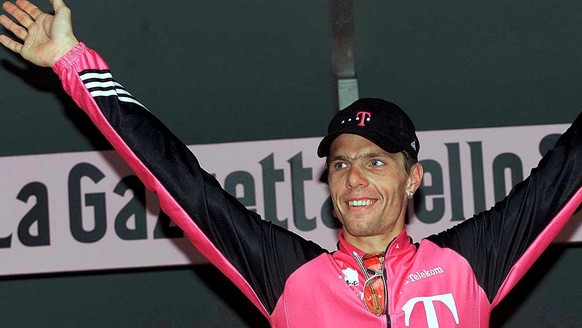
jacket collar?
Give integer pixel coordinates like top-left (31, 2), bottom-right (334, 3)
top-left (337, 229), bottom-right (412, 258)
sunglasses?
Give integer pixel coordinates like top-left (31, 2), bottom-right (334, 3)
top-left (355, 251), bottom-right (387, 316)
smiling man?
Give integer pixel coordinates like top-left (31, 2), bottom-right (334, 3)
top-left (320, 99), bottom-right (424, 253)
top-left (1, 1), bottom-right (581, 327)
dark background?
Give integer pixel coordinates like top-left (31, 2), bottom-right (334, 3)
top-left (1, 1), bottom-right (581, 326)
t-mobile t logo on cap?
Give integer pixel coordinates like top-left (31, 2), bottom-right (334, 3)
top-left (356, 111), bottom-right (372, 126)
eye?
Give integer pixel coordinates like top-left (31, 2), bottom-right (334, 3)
top-left (371, 159), bottom-right (385, 167)
top-left (329, 161), bottom-right (348, 171)
top-left (334, 161), bottom-right (348, 170)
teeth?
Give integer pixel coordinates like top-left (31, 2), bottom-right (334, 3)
top-left (348, 200), bottom-right (373, 207)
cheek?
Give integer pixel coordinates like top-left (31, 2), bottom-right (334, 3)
top-left (327, 184), bottom-right (338, 204)
top-left (332, 207), bottom-right (340, 220)
top-left (327, 176), bottom-right (343, 196)
top-left (329, 192), bottom-right (341, 212)
top-left (327, 188), bottom-right (345, 221)
top-left (379, 179), bottom-right (408, 201)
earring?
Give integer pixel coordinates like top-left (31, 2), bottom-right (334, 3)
top-left (407, 191), bottom-right (414, 199)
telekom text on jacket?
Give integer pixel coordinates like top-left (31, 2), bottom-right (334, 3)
top-left (1, 123), bottom-right (580, 276)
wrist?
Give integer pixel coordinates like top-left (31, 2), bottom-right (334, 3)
top-left (50, 37), bottom-right (80, 67)
top-left (52, 41), bottom-right (87, 75)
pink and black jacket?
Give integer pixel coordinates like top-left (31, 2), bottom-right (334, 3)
top-left (54, 43), bottom-right (582, 327)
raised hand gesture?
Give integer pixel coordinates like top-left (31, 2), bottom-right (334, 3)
top-left (0, 0), bottom-right (78, 67)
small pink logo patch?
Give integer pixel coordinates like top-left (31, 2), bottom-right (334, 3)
top-left (356, 111), bottom-right (372, 126)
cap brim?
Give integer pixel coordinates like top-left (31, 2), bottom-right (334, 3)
top-left (317, 132), bottom-right (341, 158)
top-left (317, 131), bottom-right (405, 158)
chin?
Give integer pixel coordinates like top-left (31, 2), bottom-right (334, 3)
top-left (344, 223), bottom-right (377, 238)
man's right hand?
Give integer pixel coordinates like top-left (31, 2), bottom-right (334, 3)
top-left (0, 0), bottom-right (78, 67)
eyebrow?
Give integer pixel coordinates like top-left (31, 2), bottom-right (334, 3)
top-left (327, 151), bottom-right (391, 164)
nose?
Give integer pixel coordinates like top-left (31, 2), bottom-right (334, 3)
top-left (346, 165), bottom-right (369, 189)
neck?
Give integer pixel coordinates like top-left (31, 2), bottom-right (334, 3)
top-left (343, 227), bottom-right (404, 253)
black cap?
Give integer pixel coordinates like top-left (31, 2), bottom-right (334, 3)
top-left (317, 98), bottom-right (420, 159)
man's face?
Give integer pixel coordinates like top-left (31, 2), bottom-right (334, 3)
top-left (327, 134), bottom-right (416, 245)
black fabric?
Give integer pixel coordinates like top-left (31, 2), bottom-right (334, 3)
top-left (427, 112), bottom-right (582, 302)
top-left (88, 70), bottom-right (328, 313)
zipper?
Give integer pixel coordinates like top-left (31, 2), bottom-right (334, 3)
top-left (383, 245), bottom-right (390, 327)
top-left (353, 247), bottom-right (392, 325)
top-left (352, 237), bottom-right (396, 326)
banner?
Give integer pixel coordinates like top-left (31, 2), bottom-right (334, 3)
top-left (1, 123), bottom-right (580, 276)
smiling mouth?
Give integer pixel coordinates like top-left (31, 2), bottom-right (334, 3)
top-left (348, 199), bottom-right (374, 207)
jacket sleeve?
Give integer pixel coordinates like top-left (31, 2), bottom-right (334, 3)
top-left (53, 43), bottom-right (327, 316)
top-left (427, 111), bottom-right (582, 306)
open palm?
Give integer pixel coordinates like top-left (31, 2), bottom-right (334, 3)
top-left (0, 0), bottom-right (78, 67)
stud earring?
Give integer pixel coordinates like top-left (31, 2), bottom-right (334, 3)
top-left (407, 191), bottom-right (414, 199)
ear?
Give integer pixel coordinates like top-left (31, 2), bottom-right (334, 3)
top-left (407, 162), bottom-right (424, 194)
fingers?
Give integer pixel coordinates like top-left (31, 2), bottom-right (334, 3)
top-left (0, 34), bottom-right (23, 53)
top-left (50, 0), bottom-right (67, 12)
top-left (0, 14), bottom-right (27, 40)
top-left (2, 1), bottom-right (34, 29)
top-left (1, 0), bottom-right (45, 51)
top-left (0, 1), bottom-right (34, 55)
top-left (14, 0), bottom-right (44, 20)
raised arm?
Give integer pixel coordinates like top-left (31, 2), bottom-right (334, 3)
top-left (2, 0), bottom-right (327, 320)
top-left (428, 112), bottom-right (582, 306)
top-left (0, 0), bottom-right (77, 67)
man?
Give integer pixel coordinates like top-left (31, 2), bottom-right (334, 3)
top-left (2, 0), bottom-right (581, 327)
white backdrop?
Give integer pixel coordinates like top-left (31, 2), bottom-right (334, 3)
top-left (1, 123), bottom-right (579, 276)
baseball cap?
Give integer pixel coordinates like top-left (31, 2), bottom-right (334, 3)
top-left (317, 98), bottom-right (420, 159)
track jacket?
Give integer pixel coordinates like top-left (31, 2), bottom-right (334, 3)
top-left (53, 43), bottom-right (582, 327)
